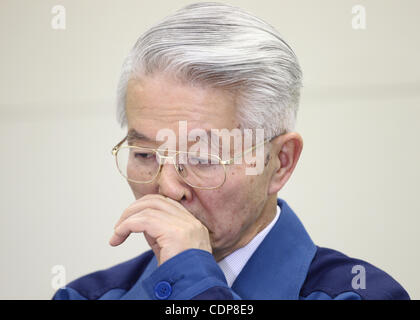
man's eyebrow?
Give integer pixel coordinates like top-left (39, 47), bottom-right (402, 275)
top-left (126, 128), bottom-right (237, 153)
top-left (127, 129), bottom-right (154, 142)
top-left (128, 129), bottom-right (214, 142)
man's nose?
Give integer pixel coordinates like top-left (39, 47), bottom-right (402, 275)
top-left (156, 160), bottom-right (192, 202)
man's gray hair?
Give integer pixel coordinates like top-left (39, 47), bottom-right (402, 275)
top-left (116, 2), bottom-right (303, 138)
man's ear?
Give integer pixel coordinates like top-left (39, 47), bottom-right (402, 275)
top-left (267, 132), bottom-right (303, 195)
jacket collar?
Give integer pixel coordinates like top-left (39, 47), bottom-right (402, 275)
top-left (231, 198), bottom-right (317, 299)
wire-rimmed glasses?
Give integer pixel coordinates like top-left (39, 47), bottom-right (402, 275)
top-left (111, 135), bottom-right (272, 190)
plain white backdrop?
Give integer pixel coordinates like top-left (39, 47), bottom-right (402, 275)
top-left (0, 0), bottom-right (419, 299)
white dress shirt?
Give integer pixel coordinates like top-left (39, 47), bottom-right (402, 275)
top-left (217, 204), bottom-right (281, 287)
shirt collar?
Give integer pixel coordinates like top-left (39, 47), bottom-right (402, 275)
top-left (217, 204), bottom-right (281, 287)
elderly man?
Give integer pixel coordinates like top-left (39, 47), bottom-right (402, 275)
top-left (53, 2), bottom-right (409, 300)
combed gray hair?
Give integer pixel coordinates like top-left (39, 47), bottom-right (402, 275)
top-left (116, 2), bottom-right (302, 138)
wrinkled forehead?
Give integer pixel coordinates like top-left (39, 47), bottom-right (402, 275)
top-left (125, 74), bottom-right (241, 146)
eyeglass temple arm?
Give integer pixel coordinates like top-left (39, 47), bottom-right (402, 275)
top-left (221, 136), bottom-right (275, 165)
top-left (111, 136), bottom-right (127, 155)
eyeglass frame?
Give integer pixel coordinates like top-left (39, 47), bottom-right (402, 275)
top-left (111, 134), bottom-right (278, 190)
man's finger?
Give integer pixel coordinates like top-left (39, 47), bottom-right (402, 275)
top-left (109, 215), bottom-right (152, 246)
top-left (110, 209), bottom-right (179, 246)
top-left (113, 196), bottom-right (191, 230)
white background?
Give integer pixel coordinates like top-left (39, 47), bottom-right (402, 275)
top-left (0, 0), bottom-right (419, 299)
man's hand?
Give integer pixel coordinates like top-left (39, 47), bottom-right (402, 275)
top-left (109, 194), bottom-right (212, 266)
